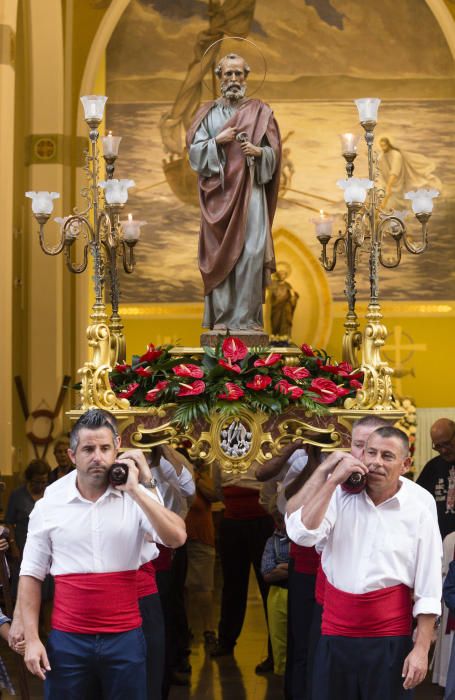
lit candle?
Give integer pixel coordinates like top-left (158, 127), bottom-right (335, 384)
top-left (311, 210), bottom-right (334, 240)
top-left (339, 132), bottom-right (361, 155)
top-left (102, 130), bottom-right (122, 158)
top-left (122, 214), bottom-right (147, 242)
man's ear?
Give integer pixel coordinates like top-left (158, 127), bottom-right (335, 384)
top-left (400, 455), bottom-right (412, 475)
top-left (67, 448), bottom-right (76, 466)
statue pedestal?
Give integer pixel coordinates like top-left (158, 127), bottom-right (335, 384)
top-left (200, 329), bottom-right (269, 348)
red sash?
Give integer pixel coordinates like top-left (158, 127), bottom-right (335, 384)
top-left (137, 561), bottom-right (158, 599)
top-left (322, 578), bottom-right (412, 637)
top-left (52, 570), bottom-right (142, 634)
top-left (290, 543), bottom-right (320, 575)
top-left (315, 564), bottom-right (327, 606)
top-left (222, 486), bottom-right (269, 520)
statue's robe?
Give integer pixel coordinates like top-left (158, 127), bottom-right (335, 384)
top-left (187, 98), bottom-right (281, 330)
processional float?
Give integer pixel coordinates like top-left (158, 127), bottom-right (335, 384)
top-left (26, 94), bottom-right (437, 471)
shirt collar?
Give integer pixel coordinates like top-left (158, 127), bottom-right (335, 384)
top-left (64, 469), bottom-right (122, 504)
top-left (363, 478), bottom-right (407, 509)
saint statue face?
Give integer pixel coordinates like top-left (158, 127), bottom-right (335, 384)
top-left (379, 138), bottom-right (391, 153)
top-left (219, 57), bottom-right (248, 102)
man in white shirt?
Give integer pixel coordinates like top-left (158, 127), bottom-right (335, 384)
top-left (286, 426), bottom-right (442, 699)
top-left (19, 409), bottom-right (187, 699)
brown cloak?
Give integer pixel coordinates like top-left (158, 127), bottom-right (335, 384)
top-left (186, 98), bottom-right (282, 296)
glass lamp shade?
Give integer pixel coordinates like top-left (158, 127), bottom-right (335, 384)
top-left (99, 179), bottom-right (135, 205)
top-left (405, 188), bottom-right (439, 214)
top-left (311, 212), bottom-right (334, 240)
top-left (80, 95), bottom-right (108, 123)
top-left (102, 132), bottom-right (122, 158)
top-left (339, 133), bottom-right (361, 154)
top-left (337, 178), bottom-right (374, 204)
top-left (122, 216), bottom-right (147, 242)
top-left (354, 98), bottom-right (381, 123)
top-left (25, 191), bottom-right (60, 215)
top-left (54, 216), bottom-right (80, 241)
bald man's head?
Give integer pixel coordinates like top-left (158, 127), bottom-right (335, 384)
top-left (430, 419), bottom-right (455, 463)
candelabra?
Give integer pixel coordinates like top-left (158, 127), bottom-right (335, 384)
top-left (313, 98), bottom-right (438, 410)
top-left (26, 95), bottom-right (147, 370)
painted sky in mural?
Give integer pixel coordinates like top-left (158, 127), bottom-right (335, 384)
top-left (107, 0), bottom-right (455, 304)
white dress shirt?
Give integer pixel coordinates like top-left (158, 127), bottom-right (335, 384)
top-left (152, 458), bottom-right (195, 518)
top-left (20, 470), bottom-right (163, 580)
top-left (285, 477), bottom-right (442, 617)
top-left (259, 449), bottom-right (309, 515)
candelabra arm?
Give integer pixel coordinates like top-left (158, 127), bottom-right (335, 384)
top-left (402, 215), bottom-right (429, 255)
top-left (320, 236), bottom-right (346, 272)
top-left (64, 241), bottom-right (89, 274)
top-left (122, 240), bottom-right (137, 274)
top-left (37, 219), bottom-right (66, 256)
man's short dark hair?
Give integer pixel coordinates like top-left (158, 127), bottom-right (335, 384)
top-left (24, 459), bottom-right (51, 482)
top-left (352, 415), bottom-right (389, 432)
top-left (70, 409), bottom-right (117, 452)
top-left (368, 426), bottom-right (409, 456)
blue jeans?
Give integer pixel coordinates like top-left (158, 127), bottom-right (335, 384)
top-left (45, 627), bottom-right (147, 699)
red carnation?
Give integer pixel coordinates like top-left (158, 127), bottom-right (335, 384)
top-left (145, 380), bottom-right (169, 402)
top-left (139, 343), bottom-right (163, 363)
top-left (301, 344), bottom-right (315, 357)
top-left (172, 363), bottom-right (204, 379)
top-left (282, 366), bottom-right (310, 380)
top-left (246, 375), bottom-right (272, 391)
top-left (253, 353), bottom-right (282, 367)
top-left (117, 382), bottom-right (140, 399)
top-left (136, 366), bottom-right (152, 378)
top-left (218, 382), bottom-right (245, 401)
top-left (222, 337), bottom-right (248, 362)
top-left (115, 362), bottom-right (131, 373)
top-left (177, 380), bottom-right (206, 397)
top-left (309, 378), bottom-right (340, 404)
top-left (218, 359), bottom-right (242, 374)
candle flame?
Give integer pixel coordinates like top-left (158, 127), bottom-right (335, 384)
top-left (128, 213), bottom-right (132, 222)
top-left (108, 130), bottom-right (112, 136)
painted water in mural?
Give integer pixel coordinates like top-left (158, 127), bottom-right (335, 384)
top-left (107, 0), bottom-right (455, 304)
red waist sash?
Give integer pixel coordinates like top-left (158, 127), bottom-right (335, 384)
top-left (322, 578), bottom-right (412, 638)
top-left (290, 543), bottom-right (320, 575)
top-left (137, 561), bottom-right (158, 599)
top-left (52, 570), bottom-right (142, 634)
top-left (222, 486), bottom-right (269, 520)
top-left (315, 564), bottom-right (327, 606)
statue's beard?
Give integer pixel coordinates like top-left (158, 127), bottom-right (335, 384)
top-left (221, 82), bottom-right (247, 102)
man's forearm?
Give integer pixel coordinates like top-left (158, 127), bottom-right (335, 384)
top-left (413, 613), bottom-right (436, 654)
top-left (297, 479), bottom-right (337, 530)
top-left (286, 451), bottom-right (347, 515)
top-left (130, 486), bottom-right (187, 548)
top-left (18, 576), bottom-right (42, 642)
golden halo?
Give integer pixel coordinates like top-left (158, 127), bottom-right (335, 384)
top-left (201, 36), bottom-right (268, 98)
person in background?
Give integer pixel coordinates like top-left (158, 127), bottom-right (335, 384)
top-left (418, 418), bottom-right (455, 538)
top-left (6, 459), bottom-right (50, 558)
top-left (48, 438), bottom-right (73, 484)
top-left (443, 558), bottom-right (455, 699)
top-left (261, 513), bottom-right (290, 676)
top-left (185, 460), bottom-right (218, 649)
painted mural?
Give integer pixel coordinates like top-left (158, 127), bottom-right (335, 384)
top-left (106, 0), bottom-right (455, 304)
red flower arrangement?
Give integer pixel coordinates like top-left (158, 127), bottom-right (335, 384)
top-left (109, 338), bottom-right (363, 425)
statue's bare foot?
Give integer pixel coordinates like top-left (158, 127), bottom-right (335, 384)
top-left (213, 324), bottom-right (227, 331)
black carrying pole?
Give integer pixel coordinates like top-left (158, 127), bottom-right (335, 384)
top-left (0, 549), bottom-right (30, 699)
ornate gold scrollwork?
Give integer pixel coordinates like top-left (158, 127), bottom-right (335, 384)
top-left (79, 323), bottom-right (130, 411)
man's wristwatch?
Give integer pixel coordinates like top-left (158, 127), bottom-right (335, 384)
top-left (141, 477), bottom-right (158, 490)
